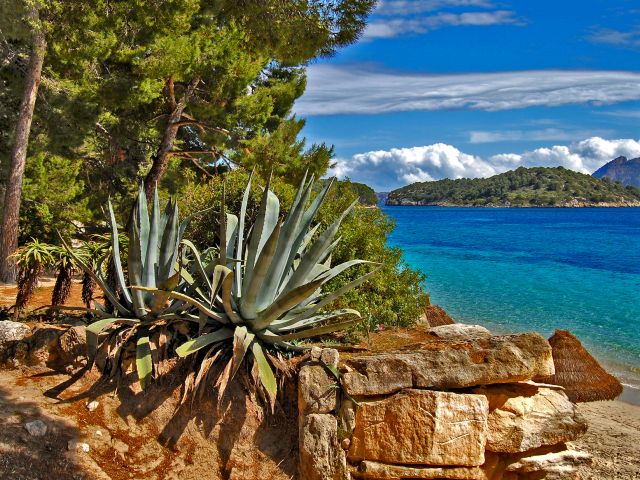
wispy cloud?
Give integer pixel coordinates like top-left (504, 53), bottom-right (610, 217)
top-left (587, 27), bottom-right (640, 49)
top-left (363, 0), bottom-right (523, 40)
top-left (597, 109), bottom-right (640, 119)
top-left (296, 65), bottom-right (640, 116)
top-left (375, 0), bottom-right (495, 16)
top-left (468, 128), bottom-right (613, 144)
top-left (330, 137), bottom-right (640, 191)
top-left (364, 10), bottom-right (521, 39)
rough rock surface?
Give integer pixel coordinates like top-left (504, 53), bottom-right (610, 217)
top-left (428, 324), bottom-right (491, 340)
top-left (58, 326), bottom-right (87, 366)
top-left (505, 449), bottom-right (592, 479)
top-left (24, 419), bottom-right (48, 437)
top-left (298, 364), bottom-right (338, 415)
top-left (299, 413), bottom-right (346, 480)
top-left (473, 383), bottom-right (588, 453)
top-left (355, 460), bottom-right (485, 479)
top-left (341, 332), bottom-right (554, 396)
top-left (348, 389), bottom-right (489, 466)
top-left (0, 320), bottom-right (30, 350)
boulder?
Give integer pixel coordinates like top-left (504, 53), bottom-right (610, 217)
top-left (355, 460), bottom-right (485, 479)
top-left (298, 364), bottom-right (338, 415)
top-left (348, 389), bottom-right (489, 467)
top-left (341, 333), bottom-right (554, 396)
top-left (299, 413), bottom-right (346, 480)
top-left (0, 320), bottom-right (30, 350)
top-left (472, 383), bottom-right (588, 453)
top-left (428, 324), bottom-right (491, 341)
top-left (505, 449), bottom-right (592, 479)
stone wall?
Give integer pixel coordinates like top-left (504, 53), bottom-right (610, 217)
top-left (299, 325), bottom-right (591, 480)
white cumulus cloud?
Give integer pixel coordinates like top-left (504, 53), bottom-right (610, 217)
top-left (329, 137), bottom-right (640, 191)
top-left (296, 65), bottom-right (640, 116)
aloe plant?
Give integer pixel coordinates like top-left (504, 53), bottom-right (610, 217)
top-left (11, 238), bottom-right (58, 316)
top-left (143, 173), bottom-right (379, 402)
top-left (61, 185), bottom-right (203, 389)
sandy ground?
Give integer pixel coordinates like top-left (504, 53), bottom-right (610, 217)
top-left (2, 286), bottom-right (639, 479)
top-left (574, 400), bottom-right (640, 479)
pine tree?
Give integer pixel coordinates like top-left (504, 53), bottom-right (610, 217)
top-left (0, 2), bottom-right (46, 282)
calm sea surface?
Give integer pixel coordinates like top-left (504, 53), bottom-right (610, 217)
top-left (382, 206), bottom-right (640, 391)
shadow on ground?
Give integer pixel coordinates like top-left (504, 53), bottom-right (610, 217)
top-left (0, 379), bottom-right (90, 479)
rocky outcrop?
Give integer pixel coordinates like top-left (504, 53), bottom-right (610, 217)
top-left (348, 389), bottom-right (488, 466)
top-left (473, 383), bottom-right (588, 453)
top-left (298, 328), bottom-right (591, 480)
top-left (341, 332), bottom-right (554, 396)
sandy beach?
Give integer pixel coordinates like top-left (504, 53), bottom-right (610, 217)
top-left (574, 400), bottom-right (640, 479)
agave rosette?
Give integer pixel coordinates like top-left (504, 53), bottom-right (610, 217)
top-left (146, 172), bottom-right (380, 400)
top-left (62, 185), bottom-right (206, 388)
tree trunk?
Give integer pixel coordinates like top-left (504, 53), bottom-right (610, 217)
top-left (0, 15), bottom-right (46, 284)
top-left (144, 76), bottom-right (201, 201)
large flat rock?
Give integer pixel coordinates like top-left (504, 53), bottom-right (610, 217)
top-left (348, 389), bottom-right (489, 467)
top-left (341, 332), bottom-right (554, 396)
top-left (472, 383), bottom-right (588, 453)
top-left (505, 449), bottom-right (592, 479)
top-left (355, 460), bottom-right (485, 479)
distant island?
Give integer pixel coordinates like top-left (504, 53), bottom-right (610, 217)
top-left (593, 156), bottom-right (640, 188)
top-left (386, 166), bottom-right (640, 207)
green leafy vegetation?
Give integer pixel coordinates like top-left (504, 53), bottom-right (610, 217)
top-left (387, 167), bottom-right (640, 207)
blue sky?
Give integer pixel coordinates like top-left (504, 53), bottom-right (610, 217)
top-left (294, 0), bottom-right (640, 191)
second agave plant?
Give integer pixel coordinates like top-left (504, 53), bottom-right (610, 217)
top-left (62, 185), bottom-right (211, 388)
top-left (144, 173), bottom-right (380, 403)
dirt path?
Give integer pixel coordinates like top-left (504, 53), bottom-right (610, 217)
top-left (0, 367), bottom-right (109, 480)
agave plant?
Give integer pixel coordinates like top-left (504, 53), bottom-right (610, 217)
top-left (62, 185), bottom-right (205, 388)
top-left (142, 173), bottom-right (380, 403)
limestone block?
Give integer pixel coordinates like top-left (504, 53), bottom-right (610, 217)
top-left (299, 413), bottom-right (347, 480)
top-left (348, 389), bottom-right (489, 467)
top-left (355, 460), bottom-right (485, 479)
top-left (473, 383), bottom-right (588, 453)
top-left (428, 324), bottom-right (492, 341)
top-left (299, 364), bottom-right (338, 415)
top-left (341, 333), bottom-right (554, 396)
top-left (505, 450), bottom-right (592, 480)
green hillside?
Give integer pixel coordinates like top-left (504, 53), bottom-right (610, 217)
top-left (387, 167), bottom-right (640, 207)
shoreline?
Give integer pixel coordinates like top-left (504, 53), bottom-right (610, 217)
top-left (384, 203), bottom-right (640, 208)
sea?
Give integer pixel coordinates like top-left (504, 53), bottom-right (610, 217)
top-left (382, 205), bottom-right (640, 402)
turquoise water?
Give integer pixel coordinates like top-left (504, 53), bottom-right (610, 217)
top-left (382, 206), bottom-right (640, 389)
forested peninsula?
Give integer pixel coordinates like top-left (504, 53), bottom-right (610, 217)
top-left (386, 166), bottom-right (640, 207)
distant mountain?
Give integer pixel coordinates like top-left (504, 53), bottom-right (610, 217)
top-left (592, 156), bottom-right (640, 187)
top-left (376, 192), bottom-right (389, 206)
top-left (386, 166), bottom-right (640, 207)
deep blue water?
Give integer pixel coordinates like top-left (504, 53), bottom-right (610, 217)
top-left (382, 206), bottom-right (640, 388)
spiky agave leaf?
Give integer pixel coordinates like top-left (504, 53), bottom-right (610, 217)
top-left (177, 174), bottom-right (380, 401)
